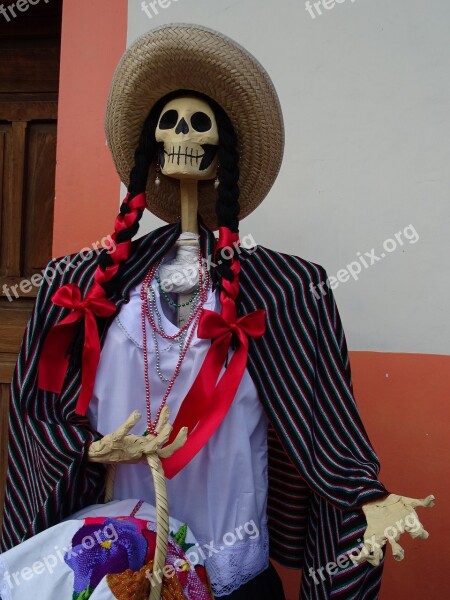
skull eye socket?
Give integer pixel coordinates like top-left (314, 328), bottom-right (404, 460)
top-left (191, 112), bottom-right (212, 133)
top-left (158, 110), bottom-right (178, 130)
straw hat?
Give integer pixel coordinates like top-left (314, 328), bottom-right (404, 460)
top-left (105, 23), bottom-right (284, 230)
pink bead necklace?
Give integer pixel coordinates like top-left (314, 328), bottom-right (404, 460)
top-left (140, 245), bottom-right (210, 435)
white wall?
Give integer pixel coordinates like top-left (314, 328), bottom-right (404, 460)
top-left (126, 0), bottom-right (450, 355)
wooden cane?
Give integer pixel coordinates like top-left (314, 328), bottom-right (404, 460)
top-left (147, 453), bottom-right (170, 600)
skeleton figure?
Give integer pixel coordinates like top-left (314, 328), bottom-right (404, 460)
top-left (0, 24), bottom-right (435, 600)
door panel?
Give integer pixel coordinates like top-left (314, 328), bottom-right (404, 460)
top-left (23, 121), bottom-right (57, 275)
top-left (0, 40), bottom-right (60, 94)
top-left (0, 0), bottom-right (62, 529)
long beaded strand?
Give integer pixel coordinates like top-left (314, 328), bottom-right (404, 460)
top-left (147, 281), bottom-right (203, 383)
top-left (141, 245), bottom-right (210, 435)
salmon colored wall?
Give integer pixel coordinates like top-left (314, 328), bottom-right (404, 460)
top-left (352, 352), bottom-right (447, 600)
top-left (275, 352), bottom-right (448, 600)
top-left (52, 0), bottom-right (128, 257)
top-left (53, 6), bottom-right (446, 600)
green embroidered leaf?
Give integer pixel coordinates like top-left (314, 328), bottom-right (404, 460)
top-left (172, 524), bottom-right (188, 546)
top-left (171, 524), bottom-right (195, 552)
top-left (73, 586), bottom-right (94, 600)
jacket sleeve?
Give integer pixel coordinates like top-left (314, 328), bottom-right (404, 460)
top-left (0, 257), bottom-right (105, 552)
top-left (303, 265), bottom-right (389, 510)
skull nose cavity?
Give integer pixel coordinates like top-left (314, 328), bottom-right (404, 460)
top-left (175, 118), bottom-right (189, 135)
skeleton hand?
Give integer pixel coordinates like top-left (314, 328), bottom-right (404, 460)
top-left (88, 408), bottom-right (187, 464)
top-left (142, 406), bottom-right (188, 459)
top-left (351, 493), bottom-right (435, 566)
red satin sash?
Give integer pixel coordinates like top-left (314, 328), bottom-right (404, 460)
top-left (161, 307), bottom-right (266, 479)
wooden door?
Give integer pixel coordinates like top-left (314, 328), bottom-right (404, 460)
top-left (0, 0), bottom-right (62, 526)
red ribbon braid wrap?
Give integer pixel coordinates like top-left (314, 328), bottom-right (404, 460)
top-left (161, 227), bottom-right (266, 478)
top-left (38, 193), bottom-right (147, 415)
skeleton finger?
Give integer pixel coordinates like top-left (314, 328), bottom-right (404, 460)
top-left (388, 539), bottom-right (405, 561)
top-left (366, 547), bottom-right (384, 567)
top-left (354, 536), bottom-right (385, 567)
top-left (153, 422), bottom-right (173, 447)
top-left (406, 524), bottom-right (429, 540)
top-left (350, 544), bottom-right (383, 567)
top-left (349, 549), bottom-right (366, 566)
top-left (158, 427), bottom-right (188, 459)
top-left (406, 495), bottom-right (435, 509)
top-left (112, 410), bottom-right (141, 441)
top-left (155, 405), bottom-right (170, 433)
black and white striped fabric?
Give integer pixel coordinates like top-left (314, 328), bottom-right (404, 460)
top-left (1, 221), bottom-right (388, 599)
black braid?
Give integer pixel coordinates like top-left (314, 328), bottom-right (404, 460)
top-left (98, 104), bottom-right (163, 296)
top-left (213, 108), bottom-right (240, 290)
top-left (67, 96), bottom-right (169, 375)
top-left (215, 116), bottom-right (240, 234)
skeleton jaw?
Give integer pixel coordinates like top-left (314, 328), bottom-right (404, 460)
top-left (158, 142), bottom-right (217, 180)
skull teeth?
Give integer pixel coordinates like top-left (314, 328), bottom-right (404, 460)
top-left (165, 145), bottom-right (205, 166)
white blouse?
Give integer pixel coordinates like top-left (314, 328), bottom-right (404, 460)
top-left (87, 274), bottom-right (269, 596)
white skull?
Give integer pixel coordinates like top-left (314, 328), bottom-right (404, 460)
top-left (155, 96), bottom-right (219, 180)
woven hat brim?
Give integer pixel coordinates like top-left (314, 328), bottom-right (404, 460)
top-left (105, 23), bottom-right (285, 230)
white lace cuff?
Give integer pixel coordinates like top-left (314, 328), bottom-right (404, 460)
top-left (196, 525), bottom-right (269, 597)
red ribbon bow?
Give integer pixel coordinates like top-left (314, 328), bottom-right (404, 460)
top-left (38, 283), bottom-right (117, 415)
top-left (161, 308), bottom-right (266, 478)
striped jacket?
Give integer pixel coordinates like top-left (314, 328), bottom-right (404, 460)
top-left (1, 221), bottom-right (388, 599)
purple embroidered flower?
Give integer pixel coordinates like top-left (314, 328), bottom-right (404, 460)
top-left (64, 518), bottom-right (148, 593)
